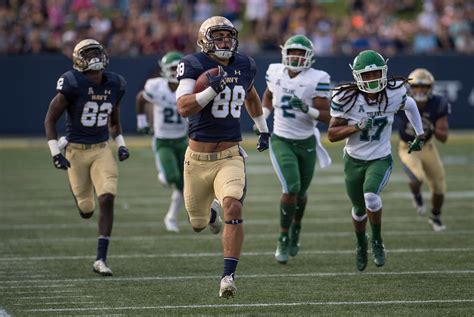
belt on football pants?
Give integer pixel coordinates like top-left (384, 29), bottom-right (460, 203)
top-left (189, 145), bottom-right (240, 161)
top-left (68, 142), bottom-right (107, 150)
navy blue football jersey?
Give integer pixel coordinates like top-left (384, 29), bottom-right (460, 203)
top-left (56, 69), bottom-right (126, 144)
top-left (397, 94), bottom-right (450, 142)
top-left (176, 52), bottom-right (257, 142)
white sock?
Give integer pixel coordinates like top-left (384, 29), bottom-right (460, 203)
top-left (166, 189), bottom-right (183, 219)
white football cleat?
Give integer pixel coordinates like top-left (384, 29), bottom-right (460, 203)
top-left (93, 259), bottom-right (113, 276)
top-left (428, 217), bottom-right (446, 232)
top-left (164, 215), bottom-right (179, 233)
top-left (208, 199), bottom-right (223, 234)
top-left (58, 136), bottom-right (68, 151)
top-left (219, 275), bottom-right (237, 298)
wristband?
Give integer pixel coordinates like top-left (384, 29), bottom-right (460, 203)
top-left (252, 114), bottom-right (269, 133)
top-left (137, 114), bottom-right (148, 129)
top-left (48, 139), bottom-right (60, 156)
top-left (263, 107), bottom-right (271, 120)
top-left (306, 107), bottom-right (320, 120)
top-left (196, 87), bottom-right (218, 108)
top-left (115, 135), bottom-right (126, 148)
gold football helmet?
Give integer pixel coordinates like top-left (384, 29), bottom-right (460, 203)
top-left (408, 68), bottom-right (434, 102)
top-left (197, 16), bottom-right (238, 59)
top-left (72, 39), bottom-right (109, 72)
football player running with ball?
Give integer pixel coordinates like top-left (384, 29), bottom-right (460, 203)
top-left (135, 51), bottom-right (187, 233)
top-left (44, 39), bottom-right (129, 276)
top-left (261, 35), bottom-right (331, 264)
top-left (175, 16), bottom-right (270, 298)
top-left (327, 50), bottom-right (425, 271)
top-left (397, 68), bottom-right (450, 231)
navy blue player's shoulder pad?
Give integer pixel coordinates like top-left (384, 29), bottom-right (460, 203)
top-left (177, 53), bottom-right (206, 80)
top-left (432, 94), bottom-right (451, 115)
top-left (56, 70), bottom-right (79, 99)
top-left (105, 71), bottom-right (127, 90)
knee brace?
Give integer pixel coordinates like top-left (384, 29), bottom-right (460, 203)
top-left (364, 192), bottom-right (382, 212)
top-left (352, 208), bottom-right (367, 222)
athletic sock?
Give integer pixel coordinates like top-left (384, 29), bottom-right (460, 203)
top-left (280, 202), bottom-right (296, 230)
top-left (167, 189), bottom-right (183, 219)
top-left (370, 222), bottom-right (382, 242)
top-left (223, 257), bottom-right (239, 278)
top-left (96, 236), bottom-right (110, 261)
top-left (355, 231), bottom-right (367, 246)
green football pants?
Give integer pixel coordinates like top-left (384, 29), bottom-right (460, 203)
top-left (344, 153), bottom-right (393, 216)
top-left (269, 134), bottom-right (316, 196)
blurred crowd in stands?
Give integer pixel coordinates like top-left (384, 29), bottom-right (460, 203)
top-left (1, 0), bottom-right (472, 57)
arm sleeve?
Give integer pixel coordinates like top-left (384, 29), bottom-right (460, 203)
top-left (403, 96), bottom-right (424, 136)
top-left (143, 79), bottom-right (156, 103)
top-left (176, 55), bottom-right (204, 81)
top-left (329, 89), bottom-right (346, 119)
top-left (313, 72), bottom-right (331, 99)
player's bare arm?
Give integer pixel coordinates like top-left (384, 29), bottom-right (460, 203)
top-left (109, 101), bottom-right (123, 139)
top-left (135, 90), bottom-right (153, 133)
top-left (327, 117), bottom-right (359, 142)
top-left (434, 115), bottom-right (449, 143)
top-left (313, 97), bottom-right (330, 124)
top-left (245, 86), bottom-right (263, 117)
top-left (177, 92), bottom-right (203, 118)
top-left (44, 93), bottom-right (68, 140)
top-left (262, 87), bottom-right (274, 112)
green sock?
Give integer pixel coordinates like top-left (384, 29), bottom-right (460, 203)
top-left (370, 222), bottom-right (382, 242)
top-left (279, 232), bottom-right (289, 241)
top-left (356, 231), bottom-right (367, 246)
top-left (280, 202), bottom-right (296, 229)
top-left (294, 196), bottom-right (307, 222)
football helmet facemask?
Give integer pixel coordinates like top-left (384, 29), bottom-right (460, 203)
top-left (160, 51), bottom-right (183, 84)
top-left (350, 50), bottom-right (388, 93)
top-left (72, 39), bottom-right (109, 72)
top-left (281, 35), bottom-right (315, 72)
top-left (197, 16), bottom-right (238, 60)
top-left (408, 68), bottom-right (434, 102)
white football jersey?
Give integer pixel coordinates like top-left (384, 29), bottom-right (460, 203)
top-left (330, 82), bottom-right (407, 160)
top-left (143, 77), bottom-right (187, 139)
top-left (266, 63), bottom-right (330, 139)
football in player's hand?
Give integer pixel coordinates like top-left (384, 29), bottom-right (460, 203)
top-left (193, 68), bottom-right (219, 93)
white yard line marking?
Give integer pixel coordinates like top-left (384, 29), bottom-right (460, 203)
top-left (1, 229), bottom-right (474, 244)
top-left (2, 270), bottom-right (473, 285)
top-left (1, 214), bottom-right (473, 231)
top-left (15, 301), bottom-right (101, 306)
top-left (0, 284), bottom-right (74, 289)
top-left (0, 247), bottom-right (473, 263)
top-left (23, 299), bottom-right (474, 312)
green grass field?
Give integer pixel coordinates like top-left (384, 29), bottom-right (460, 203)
top-left (1, 134), bottom-right (473, 316)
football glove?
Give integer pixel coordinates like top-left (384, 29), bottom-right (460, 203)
top-left (288, 96), bottom-right (309, 113)
top-left (53, 153), bottom-right (70, 170)
top-left (207, 65), bottom-right (228, 94)
top-left (408, 137), bottom-right (424, 154)
top-left (118, 146), bottom-right (130, 161)
top-left (356, 117), bottom-right (374, 131)
top-left (257, 132), bottom-right (270, 152)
